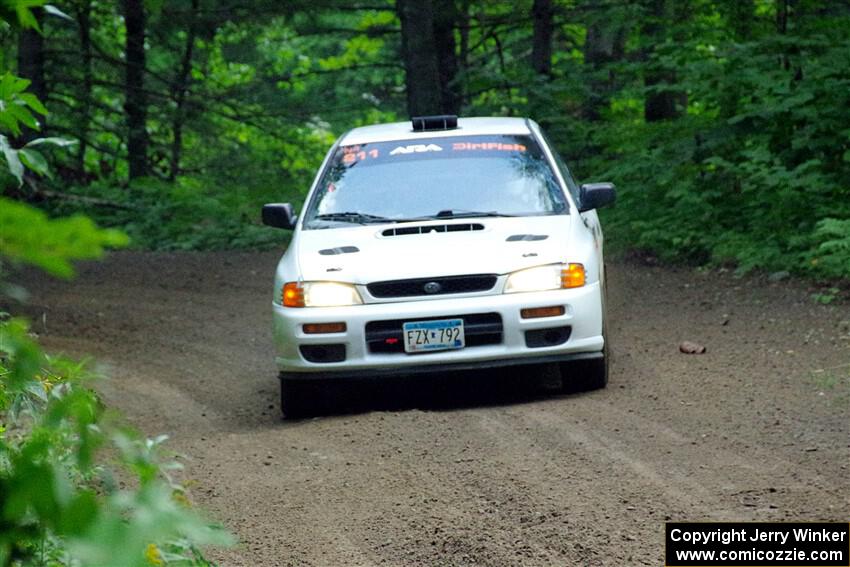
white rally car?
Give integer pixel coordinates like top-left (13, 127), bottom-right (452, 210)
top-left (262, 115), bottom-right (615, 417)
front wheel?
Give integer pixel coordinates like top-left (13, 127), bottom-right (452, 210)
top-left (560, 281), bottom-right (609, 393)
top-left (280, 375), bottom-right (321, 419)
top-left (559, 346), bottom-right (608, 393)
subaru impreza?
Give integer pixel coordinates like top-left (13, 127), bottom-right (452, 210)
top-left (262, 115), bottom-right (615, 417)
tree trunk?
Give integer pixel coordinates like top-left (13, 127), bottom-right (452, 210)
top-left (432, 0), bottom-right (460, 114)
top-left (716, 0), bottom-right (754, 119)
top-left (169, 0), bottom-right (199, 181)
top-left (457, 0), bottom-right (470, 108)
top-left (776, 0), bottom-right (789, 34)
top-left (528, 0), bottom-right (554, 123)
top-left (776, 0), bottom-right (792, 70)
top-left (124, 0), bottom-right (148, 179)
top-left (76, 0), bottom-right (92, 177)
top-left (642, 0), bottom-right (685, 122)
top-left (17, 14), bottom-right (46, 144)
top-left (722, 0), bottom-right (755, 41)
top-left (397, 0), bottom-right (442, 117)
top-left (531, 0), bottom-right (553, 77)
top-left (458, 0), bottom-right (470, 72)
top-left (583, 19), bottom-right (628, 121)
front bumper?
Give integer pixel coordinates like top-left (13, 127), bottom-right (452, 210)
top-left (272, 283), bottom-right (604, 376)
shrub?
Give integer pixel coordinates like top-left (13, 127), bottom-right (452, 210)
top-left (0, 317), bottom-right (232, 566)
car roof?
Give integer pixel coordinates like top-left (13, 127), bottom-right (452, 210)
top-left (340, 116), bottom-right (533, 145)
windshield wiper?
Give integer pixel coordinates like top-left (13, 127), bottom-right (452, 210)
top-left (312, 210), bottom-right (514, 226)
top-left (313, 212), bottom-right (395, 224)
top-left (431, 209), bottom-right (516, 219)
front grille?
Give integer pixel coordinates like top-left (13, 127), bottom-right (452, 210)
top-left (367, 274), bottom-right (498, 298)
top-left (366, 313), bottom-right (503, 354)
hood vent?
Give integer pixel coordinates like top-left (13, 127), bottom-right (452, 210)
top-left (382, 223), bottom-right (484, 237)
top-left (319, 246), bottom-right (359, 255)
top-left (506, 234), bottom-right (548, 242)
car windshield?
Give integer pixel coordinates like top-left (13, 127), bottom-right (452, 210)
top-left (302, 134), bottom-right (568, 229)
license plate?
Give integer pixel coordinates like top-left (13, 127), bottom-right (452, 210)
top-left (402, 318), bottom-right (465, 354)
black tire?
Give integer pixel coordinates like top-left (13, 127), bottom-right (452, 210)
top-left (560, 280), bottom-right (610, 393)
top-left (559, 344), bottom-right (608, 393)
top-left (279, 375), bottom-right (320, 419)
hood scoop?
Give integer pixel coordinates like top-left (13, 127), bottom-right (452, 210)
top-left (319, 246), bottom-right (360, 255)
top-left (506, 234), bottom-right (548, 242)
top-left (382, 223), bottom-right (484, 237)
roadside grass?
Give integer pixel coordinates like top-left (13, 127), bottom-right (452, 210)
top-left (809, 364), bottom-right (850, 407)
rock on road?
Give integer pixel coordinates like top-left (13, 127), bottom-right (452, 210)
top-left (21, 251), bottom-right (850, 566)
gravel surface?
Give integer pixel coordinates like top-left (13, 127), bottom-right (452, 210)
top-left (19, 251), bottom-right (850, 566)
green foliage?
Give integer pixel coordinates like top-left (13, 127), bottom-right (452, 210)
top-left (811, 287), bottom-right (840, 305)
top-left (0, 74), bottom-right (46, 136)
top-left (1, 5), bottom-right (227, 561)
top-left (0, 318), bottom-right (232, 567)
top-left (0, 72), bottom-right (74, 186)
top-left (0, 69), bottom-right (127, 285)
top-left (24, 2), bottom-right (399, 245)
top-left (2, 0), bottom-right (847, 282)
top-left (582, 7), bottom-right (850, 279)
top-left (0, 1), bottom-right (76, 186)
top-left (0, 196), bottom-right (128, 278)
top-left (48, 179), bottom-right (289, 251)
top-left (809, 218), bottom-right (850, 279)
top-left (0, 20), bottom-right (120, 280)
top-left (0, 0), bottom-right (47, 30)
top-left (809, 364), bottom-right (850, 407)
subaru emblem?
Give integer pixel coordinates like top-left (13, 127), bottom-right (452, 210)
top-left (423, 281), bottom-right (442, 294)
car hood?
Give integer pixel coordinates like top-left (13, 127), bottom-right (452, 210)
top-left (294, 216), bottom-right (575, 283)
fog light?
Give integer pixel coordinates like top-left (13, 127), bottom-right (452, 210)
top-left (521, 306), bottom-right (565, 319)
top-left (303, 322), bottom-right (347, 334)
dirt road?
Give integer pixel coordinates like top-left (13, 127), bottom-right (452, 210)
top-left (21, 251), bottom-right (850, 566)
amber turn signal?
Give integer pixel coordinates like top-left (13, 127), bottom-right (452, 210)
top-left (282, 282), bottom-right (305, 307)
top-left (303, 322), bottom-right (347, 334)
top-left (560, 263), bottom-right (586, 288)
top-left (521, 306), bottom-right (566, 319)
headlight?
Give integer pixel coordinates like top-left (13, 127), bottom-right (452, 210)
top-left (504, 263), bottom-right (586, 293)
top-left (282, 281), bottom-right (363, 307)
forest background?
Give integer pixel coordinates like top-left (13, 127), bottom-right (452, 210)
top-left (3, 0), bottom-right (849, 279)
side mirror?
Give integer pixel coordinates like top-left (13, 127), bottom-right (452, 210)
top-left (262, 203), bottom-right (297, 230)
top-left (578, 182), bottom-right (616, 212)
